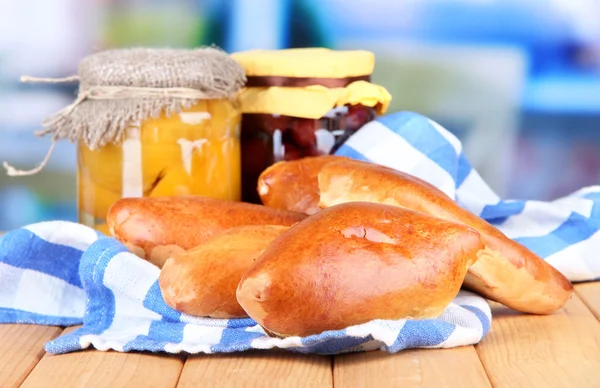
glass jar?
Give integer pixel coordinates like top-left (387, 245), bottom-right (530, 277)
top-left (231, 48), bottom-right (391, 203)
top-left (78, 100), bottom-right (241, 232)
top-left (4, 48), bottom-right (246, 235)
top-left (240, 104), bottom-right (375, 203)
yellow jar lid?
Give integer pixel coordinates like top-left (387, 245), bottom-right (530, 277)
top-left (231, 48), bottom-right (375, 78)
top-left (237, 81), bottom-right (391, 119)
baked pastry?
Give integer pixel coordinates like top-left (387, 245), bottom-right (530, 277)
top-left (159, 225), bottom-right (289, 318)
top-left (236, 202), bottom-right (483, 337)
top-left (107, 196), bottom-right (306, 267)
top-left (257, 155), bottom-right (346, 214)
top-left (317, 158), bottom-right (573, 314)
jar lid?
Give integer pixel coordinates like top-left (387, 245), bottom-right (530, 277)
top-left (231, 48), bottom-right (375, 80)
top-left (35, 47), bottom-right (245, 150)
top-left (79, 47), bottom-right (245, 94)
top-left (237, 81), bottom-right (391, 119)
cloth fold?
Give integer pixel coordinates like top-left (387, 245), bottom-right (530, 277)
top-left (1, 111), bottom-right (598, 355)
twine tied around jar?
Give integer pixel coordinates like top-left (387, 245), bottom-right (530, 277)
top-left (4, 47), bottom-right (247, 176)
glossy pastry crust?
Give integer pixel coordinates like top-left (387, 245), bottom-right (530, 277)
top-left (236, 202), bottom-right (483, 337)
top-left (257, 155), bottom-right (347, 214)
top-left (317, 158), bottom-right (574, 314)
top-left (159, 225), bottom-right (289, 318)
top-left (107, 196), bottom-right (306, 267)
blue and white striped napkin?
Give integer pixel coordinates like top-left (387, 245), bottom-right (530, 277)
top-left (0, 111), bottom-right (598, 356)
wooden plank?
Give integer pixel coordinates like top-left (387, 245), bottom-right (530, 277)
top-left (177, 351), bottom-right (333, 388)
top-left (575, 282), bottom-right (600, 321)
top-left (0, 324), bottom-right (62, 388)
top-left (22, 350), bottom-right (185, 388)
top-left (476, 294), bottom-right (600, 388)
top-left (21, 328), bottom-right (185, 388)
top-left (333, 346), bottom-right (491, 388)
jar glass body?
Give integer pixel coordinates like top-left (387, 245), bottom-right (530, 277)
top-left (78, 100), bottom-right (241, 233)
top-left (240, 104), bottom-right (376, 203)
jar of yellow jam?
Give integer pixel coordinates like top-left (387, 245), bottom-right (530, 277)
top-left (78, 99), bottom-right (242, 231)
top-left (4, 48), bottom-right (246, 234)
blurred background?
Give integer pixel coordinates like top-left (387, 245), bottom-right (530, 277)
top-left (0, 0), bottom-right (599, 229)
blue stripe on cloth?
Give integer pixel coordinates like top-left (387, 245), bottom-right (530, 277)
top-left (123, 320), bottom-right (188, 352)
top-left (143, 281), bottom-right (182, 322)
top-left (461, 305), bottom-right (491, 336)
top-left (0, 307), bottom-right (82, 326)
top-left (514, 200), bottom-right (600, 259)
top-left (45, 238), bottom-right (126, 353)
top-left (393, 320), bottom-right (455, 349)
top-left (480, 201), bottom-right (526, 225)
top-left (584, 192), bottom-right (600, 219)
top-left (585, 192), bottom-right (600, 201)
top-left (78, 238), bottom-right (124, 333)
top-left (295, 330), bottom-right (374, 355)
top-left (376, 112), bottom-right (460, 180)
top-left (334, 143), bottom-right (369, 161)
top-left (210, 328), bottom-right (265, 353)
top-left (148, 320), bottom-right (186, 343)
top-left (0, 229), bottom-right (83, 288)
top-left (581, 192), bottom-right (600, 279)
top-left (226, 318), bottom-right (257, 328)
top-left (456, 153), bottom-right (472, 188)
top-left (44, 331), bottom-right (85, 355)
top-left (120, 282), bottom-right (187, 352)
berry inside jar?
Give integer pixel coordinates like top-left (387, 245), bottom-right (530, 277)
top-left (241, 104), bottom-right (376, 203)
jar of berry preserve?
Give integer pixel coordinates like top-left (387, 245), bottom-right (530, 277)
top-left (4, 48), bottom-right (246, 234)
top-left (231, 48), bottom-right (391, 203)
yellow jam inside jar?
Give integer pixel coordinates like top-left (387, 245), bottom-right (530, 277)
top-left (77, 99), bottom-right (241, 233)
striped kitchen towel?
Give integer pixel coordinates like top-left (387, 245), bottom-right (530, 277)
top-left (0, 111), bottom-right (597, 355)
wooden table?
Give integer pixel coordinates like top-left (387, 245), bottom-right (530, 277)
top-left (2, 282), bottom-right (600, 388)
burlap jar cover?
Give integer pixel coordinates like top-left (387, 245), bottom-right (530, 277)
top-left (4, 47), bottom-right (247, 176)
